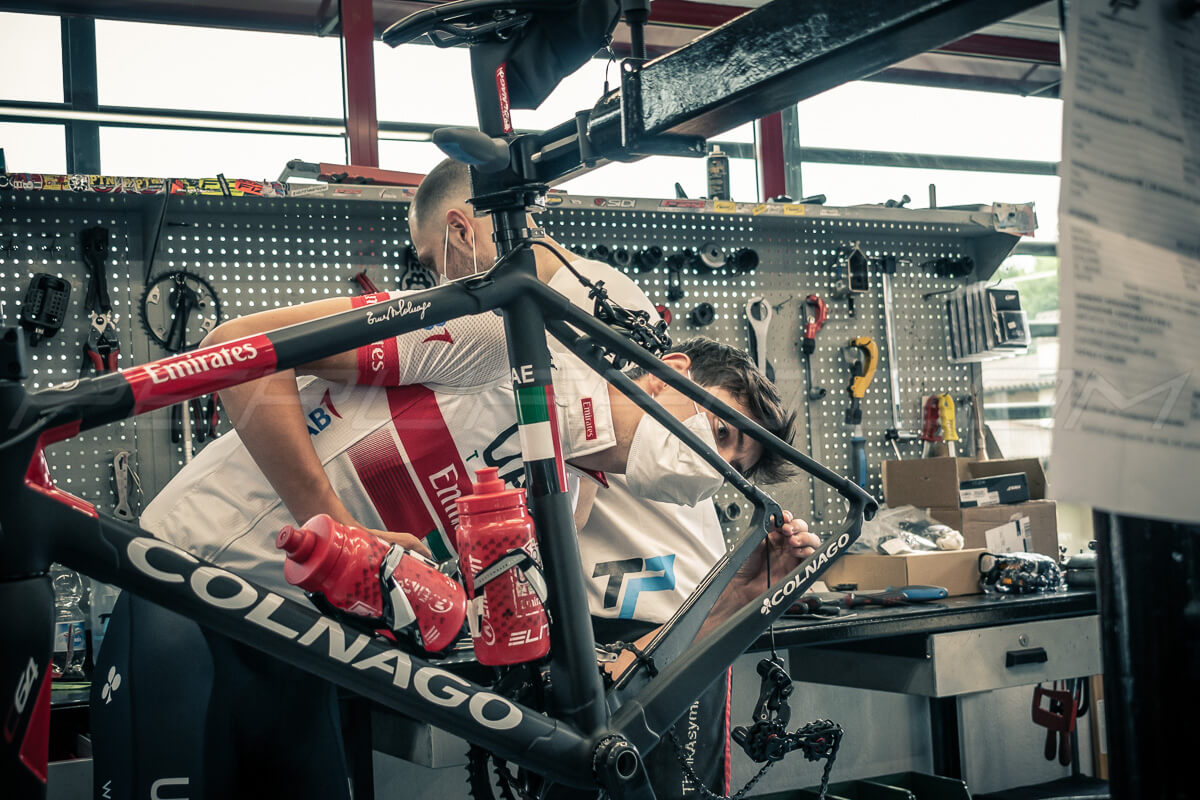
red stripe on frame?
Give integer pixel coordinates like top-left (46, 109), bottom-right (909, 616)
top-left (723, 667), bottom-right (732, 794)
top-left (544, 386), bottom-right (569, 491)
top-left (17, 664), bottom-right (52, 783)
top-left (24, 425), bottom-right (98, 519)
top-left (387, 386), bottom-right (473, 551)
top-left (125, 334), bottom-right (277, 415)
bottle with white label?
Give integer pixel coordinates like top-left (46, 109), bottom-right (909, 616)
top-left (51, 564), bottom-right (87, 679)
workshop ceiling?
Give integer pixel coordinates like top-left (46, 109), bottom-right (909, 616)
top-left (0, 0), bottom-right (1062, 97)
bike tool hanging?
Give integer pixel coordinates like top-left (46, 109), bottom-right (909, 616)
top-left (801, 294), bottom-right (828, 519)
top-left (831, 243), bottom-right (869, 318)
top-left (878, 255), bottom-right (921, 459)
top-left (78, 226), bottom-right (121, 375)
top-left (139, 270), bottom-right (223, 459)
top-left (842, 336), bottom-right (878, 488)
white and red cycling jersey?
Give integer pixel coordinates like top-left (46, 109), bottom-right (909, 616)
top-left (142, 291), bottom-right (616, 603)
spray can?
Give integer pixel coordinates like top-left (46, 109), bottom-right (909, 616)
top-left (455, 467), bottom-right (549, 665)
top-left (706, 144), bottom-right (730, 200)
top-left (276, 514), bottom-right (467, 653)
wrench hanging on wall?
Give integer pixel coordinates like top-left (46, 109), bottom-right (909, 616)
top-left (746, 296), bottom-right (774, 382)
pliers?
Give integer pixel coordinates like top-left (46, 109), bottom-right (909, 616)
top-left (81, 311), bottom-right (120, 374)
top-left (79, 227), bottom-right (120, 374)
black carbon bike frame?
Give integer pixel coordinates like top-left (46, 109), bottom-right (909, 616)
top-left (0, 10), bottom-right (879, 799)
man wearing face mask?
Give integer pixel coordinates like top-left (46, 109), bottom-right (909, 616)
top-left (406, 159), bottom-right (799, 796)
top-left (90, 158), bottom-right (812, 799)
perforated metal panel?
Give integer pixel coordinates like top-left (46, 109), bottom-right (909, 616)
top-left (542, 207), bottom-right (981, 539)
top-left (2, 187), bottom-right (1002, 541)
top-left (0, 192), bottom-right (415, 512)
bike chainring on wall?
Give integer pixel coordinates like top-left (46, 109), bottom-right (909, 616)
top-left (139, 270), bottom-right (222, 353)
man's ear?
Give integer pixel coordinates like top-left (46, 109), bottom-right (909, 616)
top-left (444, 207), bottom-right (474, 252)
top-left (643, 353), bottom-right (692, 395)
top-left (661, 352), bottom-right (692, 373)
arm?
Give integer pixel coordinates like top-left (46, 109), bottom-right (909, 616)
top-left (695, 512), bottom-right (817, 640)
top-left (204, 297), bottom-right (361, 528)
top-left (204, 297), bottom-right (433, 553)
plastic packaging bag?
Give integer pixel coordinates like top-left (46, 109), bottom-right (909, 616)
top-left (979, 552), bottom-right (1064, 594)
top-left (851, 505), bottom-right (965, 555)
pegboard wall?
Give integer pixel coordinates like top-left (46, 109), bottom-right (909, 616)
top-left (539, 208), bottom-right (984, 537)
top-left (0, 187), bottom-right (1003, 542)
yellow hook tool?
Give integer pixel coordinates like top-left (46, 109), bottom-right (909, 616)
top-left (842, 336), bottom-right (878, 487)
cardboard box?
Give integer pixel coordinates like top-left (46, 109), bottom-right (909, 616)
top-left (959, 472), bottom-right (1030, 507)
top-left (883, 456), bottom-right (1048, 508)
top-left (928, 500), bottom-right (1059, 558)
top-left (821, 548), bottom-right (986, 597)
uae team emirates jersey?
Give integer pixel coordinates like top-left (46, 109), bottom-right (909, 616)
top-left (543, 263), bottom-right (728, 625)
top-left (141, 294), bottom-right (615, 603)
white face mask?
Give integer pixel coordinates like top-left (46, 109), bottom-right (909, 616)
top-left (625, 390), bottom-right (726, 507)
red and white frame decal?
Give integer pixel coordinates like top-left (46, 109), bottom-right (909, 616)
top-left (123, 334), bottom-right (278, 414)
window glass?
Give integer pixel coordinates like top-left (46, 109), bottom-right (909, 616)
top-left (797, 163), bottom-right (1060, 241)
top-left (981, 253), bottom-right (1060, 459)
top-left (375, 42), bottom-right (477, 126)
top-left (0, 122), bottom-right (67, 173)
top-left (558, 155), bottom-right (757, 201)
top-left (797, 82), bottom-right (1062, 162)
top-left (377, 139), bottom-right (449, 174)
top-left (95, 21), bottom-right (344, 118)
top-left (99, 127), bottom-right (345, 179)
top-left (0, 13), bottom-right (63, 103)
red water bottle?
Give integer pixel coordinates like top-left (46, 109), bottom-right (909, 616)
top-left (276, 514), bottom-right (467, 653)
top-left (456, 467), bottom-right (550, 665)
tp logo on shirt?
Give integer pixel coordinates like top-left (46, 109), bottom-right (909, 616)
top-left (592, 555), bottom-right (676, 619)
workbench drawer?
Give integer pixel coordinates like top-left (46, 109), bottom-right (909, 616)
top-left (792, 616), bottom-right (1101, 696)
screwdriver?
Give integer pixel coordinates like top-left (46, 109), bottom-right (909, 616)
top-left (938, 394), bottom-right (958, 457)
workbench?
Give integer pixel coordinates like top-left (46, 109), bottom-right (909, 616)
top-left (754, 588), bottom-right (1101, 784)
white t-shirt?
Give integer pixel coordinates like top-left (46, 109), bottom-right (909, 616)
top-left (546, 263), bottom-right (728, 624)
top-left (141, 291), bottom-right (613, 603)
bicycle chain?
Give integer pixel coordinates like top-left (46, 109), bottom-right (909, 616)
top-left (665, 722), bottom-right (840, 800)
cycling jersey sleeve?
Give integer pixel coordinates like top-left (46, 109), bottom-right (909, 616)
top-left (350, 291), bottom-right (508, 390)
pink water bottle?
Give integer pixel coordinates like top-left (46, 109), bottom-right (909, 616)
top-left (455, 468), bottom-right (550, 665)
top-left (276, 514), bottom-right (467, 653)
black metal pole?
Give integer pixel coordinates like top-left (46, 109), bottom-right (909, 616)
top-left (60, 17), bottom-right (101, 174)
top-left (1093, 511), bottom-right (1200, 799)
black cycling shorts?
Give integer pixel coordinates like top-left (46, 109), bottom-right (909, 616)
top-left (90, 593), bottom-right (352, 800)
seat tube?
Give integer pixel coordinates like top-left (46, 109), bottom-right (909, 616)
top-left (499, 260), bottom-right (607, 734)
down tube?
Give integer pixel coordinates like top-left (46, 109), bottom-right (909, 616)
top-left (612, 513), bottom-right (864, 756)
top-left (500, 292), bottom-right (608, 737)
top-left (39, 496), bottom-right (595, 787)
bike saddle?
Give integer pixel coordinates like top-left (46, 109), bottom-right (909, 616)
top-left (382, 0), bottom-right (579, 47)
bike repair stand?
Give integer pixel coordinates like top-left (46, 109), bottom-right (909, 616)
top-left (0, 327), bottom-right (57, 796)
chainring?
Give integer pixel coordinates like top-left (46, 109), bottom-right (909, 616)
top-left (139, 270), bottom-right (222, 352)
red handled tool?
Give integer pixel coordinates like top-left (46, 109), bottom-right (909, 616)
top-left (921, 395), bottom-right (942, 457)
top-left (802, 294), bottom-right (827, 354)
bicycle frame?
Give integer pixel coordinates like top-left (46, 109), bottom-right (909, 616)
top-left (1, 8), bottom-right (878, 798)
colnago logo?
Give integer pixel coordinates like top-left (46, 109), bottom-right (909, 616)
top-left (126, 537), bottom-right (523, 731)
top-left (366, 298), bottom-right (432, 325)
top-left (759, 532), bottom-right (851, 615)
top-left (146, 343), bottom-right (259, 385)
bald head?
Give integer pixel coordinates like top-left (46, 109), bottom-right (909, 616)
top-left (410, 158), bottom-right (470, 237)
top-left (408, 158), bottom-right (500, 281)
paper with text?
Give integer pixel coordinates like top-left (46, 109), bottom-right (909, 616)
top-left (1053, 0), bottom-right (1200, 522)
